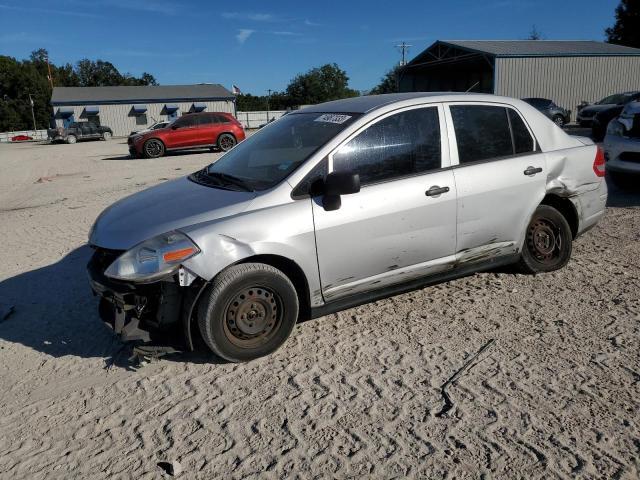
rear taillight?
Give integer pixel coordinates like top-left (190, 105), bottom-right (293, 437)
top-left (593, 145), bottom-right (605, 177)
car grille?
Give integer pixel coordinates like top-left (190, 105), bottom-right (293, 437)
top-left (619, 152), bottom-right (640, 163)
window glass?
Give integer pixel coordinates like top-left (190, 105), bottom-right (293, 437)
top-left (176, 115), bottom-right (197, 128)
top-left (450, 105), bottom-right (513, 163)
top-left (508, 109), bottom-right (535, 154)
top-left (203, 112), bottom-right (360, 191)
top-left (136, 114), bottom-right (148, 126)
top-left (333, 107), bottom-right (441, 185)
top-left (196, 115), bottom-right (215, 126)
top-left (215, 114), bottom-right (230, 123)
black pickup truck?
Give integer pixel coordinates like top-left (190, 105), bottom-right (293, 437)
top-left (48, 122), bottom-right (113, 144)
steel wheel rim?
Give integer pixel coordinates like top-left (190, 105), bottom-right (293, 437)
top-left (223, 286), bottom-right (282, 348)
top-left (528, 218), bottom-right (562, 263)
top-left (554, 117), bottom-right (564, 126)
top-left (104, 132), bottom-right (111, 140)
top-left (146, 141), bottom-right (161, 156)
top-left (220, 135), bottom-right (235, 151)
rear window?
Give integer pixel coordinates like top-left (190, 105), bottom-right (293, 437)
top-left (451, 105), bottom-right (513, 163)
top-left (451, 105), bottom-right (535, 163)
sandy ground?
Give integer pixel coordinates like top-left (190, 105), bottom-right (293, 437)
top-left (0, 138), bottom-right (639, 479)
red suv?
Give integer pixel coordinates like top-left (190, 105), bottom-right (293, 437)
top-left (128, 112), bottom-right (246, 158)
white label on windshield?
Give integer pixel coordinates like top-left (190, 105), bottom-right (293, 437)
top-left (314, 114), bottom-right (352, 124)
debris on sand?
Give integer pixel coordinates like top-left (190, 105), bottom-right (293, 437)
top-left (158, 460), bottom-right (182, 476)
top-left (436, 339), bottom-right (496, 418)
top-left (0, 304), bottom-right (15, 322)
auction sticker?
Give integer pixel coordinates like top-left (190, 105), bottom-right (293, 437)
top-left (314, 114), bottom-right (352, 124)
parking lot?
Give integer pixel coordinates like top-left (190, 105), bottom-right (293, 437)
top-left (0, 138), bottom-right (639, 478)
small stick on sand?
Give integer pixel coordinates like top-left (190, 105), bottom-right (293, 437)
top-left (436, 339), bottom-right (496, 418)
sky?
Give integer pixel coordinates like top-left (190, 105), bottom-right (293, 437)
top-left (0, 0), bottom-right (622, 95)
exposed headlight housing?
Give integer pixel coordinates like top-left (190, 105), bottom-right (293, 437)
top-left (606, 120), bottom-right (625, 137)
top-left (105, 231), bottom-right (200, 282)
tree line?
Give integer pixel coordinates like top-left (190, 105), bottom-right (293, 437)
top-left (0, 49), bottom-right (157, 132)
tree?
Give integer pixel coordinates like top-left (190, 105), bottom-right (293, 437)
top-left (370, 67), bottom-right (400, 95)
top-left (528, 25), bottom-right (543, 40)
top-left (286, 63), bottom-right (359, 105)
top-left (0, 49), bottom-right (158, 131)
top-left (606, 0), bottom-right (640, 48)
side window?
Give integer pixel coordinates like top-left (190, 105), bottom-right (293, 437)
top-left (508, 109), bottom-right (535, 154)
top-left (216, 114), bottom-right (230, 124)
top-left (197, 115), bottom-right (214, 126)
top-left (450, 105), bottom-right (513, 163)
top-left (292, 158), bottom-right (328, 198)
top-left (333, 107), bottom-right (441, 185)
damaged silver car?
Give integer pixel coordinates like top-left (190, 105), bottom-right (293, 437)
top-left (88, 93), bottom-right (608, 362)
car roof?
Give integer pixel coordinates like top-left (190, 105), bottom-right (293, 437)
top-left (297, 92), bottom-right (518, 114)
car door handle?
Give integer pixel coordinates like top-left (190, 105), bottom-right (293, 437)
top-left (524, 166), bottom-right (543, 176)
top-left (425, 185), bottom-right (450, 197)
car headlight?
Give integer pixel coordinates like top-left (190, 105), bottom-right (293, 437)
top-left (606, 120), bottom-right (625, 137)
top-left (105, 231), bottom-right (200, 282)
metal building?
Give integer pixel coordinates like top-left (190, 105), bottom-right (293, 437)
top-left (50, 84), bottom-right (236, 137)
top-left (400, 40), bottom-right (640, 121)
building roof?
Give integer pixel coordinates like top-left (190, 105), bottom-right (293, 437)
top-left (441, 40), bottom-right (640, 56)
top-left (407, 40), bottom-right (640, 67)
top-left (51, 84), bottom-right (234, 105)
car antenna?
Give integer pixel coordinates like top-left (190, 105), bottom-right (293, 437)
top-left (465, 82), bottom-right (480, 93)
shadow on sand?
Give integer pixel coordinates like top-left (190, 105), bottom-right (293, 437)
top-left (0, 245), bottom-right (219, 370)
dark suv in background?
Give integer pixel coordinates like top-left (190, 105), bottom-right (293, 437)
top-left (128, 112), bottom-right (246, 158)
top-left (48, 122), bottom-right (113, 144)
top-left (522, 98), bottom-right (571, 127)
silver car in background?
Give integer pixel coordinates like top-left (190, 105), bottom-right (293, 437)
top-left (604, 101), bottom-right (640, 189)
top-left (88, 93), bottom-right (608, 362)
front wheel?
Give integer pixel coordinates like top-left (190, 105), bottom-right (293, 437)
top-left (552, 115), bottom-right (565, 127)
top-left (517, 205), bottom-right (572, 274)
top-left (143, 138), bottom-right (165, 158)
top-left (217, 133), bottom-right (237, 152)
top-left (102, 131), bottom-right (112, 141)
top-left (66, 135), bottom-right (77, 144)
top-left (198, 263), bottom-right (299, 362)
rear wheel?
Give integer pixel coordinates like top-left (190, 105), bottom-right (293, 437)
top-left (102, 131), bottom-right (112, 141)
top-left (66, 135), bottom-right (77, 144)
top-left (217, 133), bottom-right (237, 152)
top-left (143, 138), bottom-right (165, 158)
top-left (517, 205), bottom-right (572, 274)
top-left (198, 263), bottom-right (299, 362)
top-left (552, 115), bottom-right (565, 127)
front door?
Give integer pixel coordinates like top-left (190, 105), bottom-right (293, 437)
top-left (446, 103), bottom-right (547, 261)
top-left (166, 115), bottom-right (198, 148)
top-left (312, 105), bottom-right (458, 302)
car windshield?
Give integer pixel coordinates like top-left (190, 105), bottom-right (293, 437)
top-left (199, 112), bottom-right (360, 191)
top-left (597, 93), bottom-right (635, 105)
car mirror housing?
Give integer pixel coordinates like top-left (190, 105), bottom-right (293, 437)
top-left (324, 171), bottom-right (360, 196)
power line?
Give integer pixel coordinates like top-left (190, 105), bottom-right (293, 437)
top-left (395, 41), bottom-right (413, 66)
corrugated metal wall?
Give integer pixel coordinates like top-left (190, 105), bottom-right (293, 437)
top-left (54, 100), bottom-right (234, 136)
top-left (495, 56), bottom-right (640, 121)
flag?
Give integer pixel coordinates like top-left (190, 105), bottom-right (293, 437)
top-left (232, 85), bottom-right (242, 95)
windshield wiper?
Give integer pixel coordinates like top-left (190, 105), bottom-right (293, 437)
top-left (205, 171), bottom-right (253, 191)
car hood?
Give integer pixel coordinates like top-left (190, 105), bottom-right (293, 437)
top-left (89, 176), bottom-right (256, 250)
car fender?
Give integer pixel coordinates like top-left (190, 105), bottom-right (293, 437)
top-left (180, 197), bottom-right (323, 307)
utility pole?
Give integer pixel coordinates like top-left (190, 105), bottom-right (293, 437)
top-left (28, 94), bottom-right (37, 132)
top-left (395, 41), bottom-right (412, 66)
top-left (46, 56), bottom-right (54, 89)
top-left (266, 88), bottom-right (272, 123)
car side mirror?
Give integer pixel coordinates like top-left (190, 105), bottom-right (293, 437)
top-left (322, 171), bottom-right (360, 211)
top-left (324, 171), bottom-right (360, 196)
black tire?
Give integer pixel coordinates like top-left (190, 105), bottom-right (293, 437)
top-left (517, 205), bottom-right (573, 274)
top-left (198, 263), bottom-right (299, 362)
top-left (609, 171), bottom-right (638, 191)
top-left (217, 133), bottom-right (237, 152)
top-left (143, 138), bottom-right (165, 158)
top-left (552, 115), bottom-right (565, 127)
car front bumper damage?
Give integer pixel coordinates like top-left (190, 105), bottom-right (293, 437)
top-left (87, 247), bottom-right (204, 348)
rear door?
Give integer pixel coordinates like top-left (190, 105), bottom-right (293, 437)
top-left (196, 114), bottom-right (221, 146)
top-left (166, 115), bottom-right (199, 148)
top-left (312, 105), bottom-right (458, 301)
top-left (445, 103), bottom-right (546, 262)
